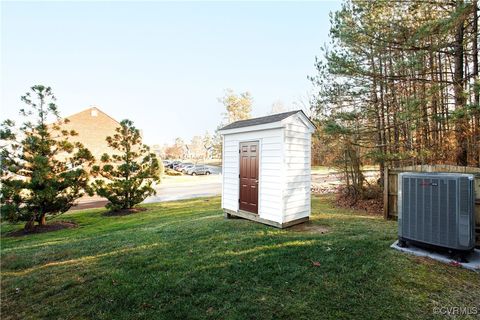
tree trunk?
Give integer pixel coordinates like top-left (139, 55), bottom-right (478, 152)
top-left (370, 52), bottom-right (385, 185)
top-left (454, 0), bottom-right (468, 165)
top-left (473, 0), bottom-right (479, 166)
top-left (39, 214), bottom-right (47, 226)
top-left (429, 48), bottom-right (439, 155)
top-left (24, 219), bottom-right (35, 231)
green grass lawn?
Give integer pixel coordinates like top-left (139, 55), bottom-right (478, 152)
top-left (1, 195), bottom-right (478, 320)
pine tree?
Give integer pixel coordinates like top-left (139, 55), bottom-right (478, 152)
top-left (0, 85), bottom-right (94, 230)
top-left (91, 119), bottom-right (160, 211)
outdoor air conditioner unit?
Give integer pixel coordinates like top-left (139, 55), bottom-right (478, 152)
top-left (398, 172), bottom-right (476, 255)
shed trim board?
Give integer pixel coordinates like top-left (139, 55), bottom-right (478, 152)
top-left (221, 134), bottom-right (225, 210)
top-left (220, 110), bottom-right (313, 228)
top-left (224, 209), bottom-right (309, 229)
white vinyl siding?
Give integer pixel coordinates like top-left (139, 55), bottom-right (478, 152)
top-left (222, 128), bottom-right (284, 224)
top-left (282, 115), bottom-right (311, 223)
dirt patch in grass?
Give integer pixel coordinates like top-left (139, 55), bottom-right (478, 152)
top-left (103, 207), bottom-right (148, 216)
top-left (287, 222), bottom-right (328, 234)
top-left (6, 221), bottom-right (78, 237)
top-left (412, 256), bottom-right (438, 266)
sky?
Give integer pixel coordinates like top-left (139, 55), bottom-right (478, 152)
top-left (1, 1), bottom-right (341, 145)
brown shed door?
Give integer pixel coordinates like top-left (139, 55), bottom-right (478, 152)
top-left (239, 141), bottom-right (259, 214)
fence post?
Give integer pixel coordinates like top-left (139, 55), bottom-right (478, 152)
top-left (383, 167), bottom-right (389, 219)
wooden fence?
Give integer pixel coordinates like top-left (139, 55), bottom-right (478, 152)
top-left (383, 165), bottom-right (480, 247)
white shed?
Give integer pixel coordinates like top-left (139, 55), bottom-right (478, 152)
top-left (218, 110), bottom-right (315, 228)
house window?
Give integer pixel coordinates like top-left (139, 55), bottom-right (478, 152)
top-left (91, 109), bottom-right (98, 117)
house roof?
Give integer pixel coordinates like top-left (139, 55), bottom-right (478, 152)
top-left (219, 110), bottom-right (314, 131)
top-left (65, 106), bottom-right (120, 125)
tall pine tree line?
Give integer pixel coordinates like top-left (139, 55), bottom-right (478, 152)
top-left (311, 0), bottom-right (480, 193)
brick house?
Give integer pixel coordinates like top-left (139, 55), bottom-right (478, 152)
top-left (59, 106), bottom-right (120, 161)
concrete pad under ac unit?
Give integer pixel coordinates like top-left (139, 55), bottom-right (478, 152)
top-left (391, 241), bottom-right (480, 272)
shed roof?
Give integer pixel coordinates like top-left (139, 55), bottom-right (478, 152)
top-left (219, 110), bottom-right (313, 131)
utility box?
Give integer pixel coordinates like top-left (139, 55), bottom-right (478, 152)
top-left (398, 172), bottom-right (476, 253)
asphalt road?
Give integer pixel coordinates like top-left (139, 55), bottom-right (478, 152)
top-left (144, 181), bottom-right (221, 203)
top-left (71, 175), bottom-right (222, 211)
top-left (71, 170), bottom-right (379, 210)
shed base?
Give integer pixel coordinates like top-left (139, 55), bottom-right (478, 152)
top-left (223, 209), bottom-right (309, 228)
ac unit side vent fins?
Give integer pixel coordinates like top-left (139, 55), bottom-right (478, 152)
top-left (398, 173), bottom-right (475, 252)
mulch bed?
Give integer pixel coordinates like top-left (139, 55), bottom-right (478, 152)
top-left (103, 207), bottom-right (148, 216)
top-left (311, 185), bottom-right (341, 194)
top-left (6, 221), bottom-right (78, 237)
top-left (335, 193), bottom-right (383, 215)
